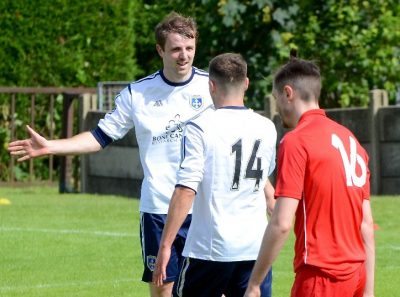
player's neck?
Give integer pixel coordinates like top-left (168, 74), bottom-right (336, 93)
top-left (214, 98), bottom-right (245, 109)
top-left (162, 68), bottom-right (193, 83)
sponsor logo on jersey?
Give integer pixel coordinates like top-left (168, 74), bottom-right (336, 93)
top-left (152, 114), bottom-right (183, 145)
top-left (190, 96), bottom-right (203, 110)
top-left (147, 255), bottom-right (157, 271)
top-left (153, 100), bottom-right (163, 107)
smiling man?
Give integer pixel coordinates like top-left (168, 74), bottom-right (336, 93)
top-left (8, 12), bottom-right (213, 297)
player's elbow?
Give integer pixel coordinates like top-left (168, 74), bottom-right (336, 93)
top-left (270, 216), bottom-right (292, 235)
top-left (361, 219), bottom-right (375, 242)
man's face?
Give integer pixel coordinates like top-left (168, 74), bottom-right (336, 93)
top-left (157, 32), bottom-right (196, 82)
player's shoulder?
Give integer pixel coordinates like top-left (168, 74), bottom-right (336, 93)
top-left (125, 71), bottom-right (161, 92)
top-left (186, 106), bottom-right (215, 131)
top-left (116, 71), bottom-right (161, 100)
top-left (133, 70), bottom-right (161, 85)
top-left (193, 67), bottom-right (209, 78)
top-left (248, 110), bottom-right (276, 129)
top-left (192, 105), bottom-right (215, 122)
top-left (279, 128), bottom-right (300, 147)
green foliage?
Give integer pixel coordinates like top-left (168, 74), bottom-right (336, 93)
top-left (204, 0), bottom-right (400, 107)
top-left (0, 0), bottom-right (140, 181)
top-left (292, 0), bottom-right (400, 107)
top-left (0, 0), bottom-right (140, 86)
top-left (132, 0), bottom-right (399, 108)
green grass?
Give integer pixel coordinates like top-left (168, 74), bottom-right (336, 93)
top-left (0, 187), bottom-right (399, 296)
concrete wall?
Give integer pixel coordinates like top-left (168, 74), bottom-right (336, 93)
top-left (81, 111), bottom-right (143, 198)
top-left (81, 91), bottom-right (400, 197)
top-left (379, 107), bottom-right (400, 194)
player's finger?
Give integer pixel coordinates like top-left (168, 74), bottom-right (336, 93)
top-left (156, 275), bottom-right (162, 287)
top-left (7, 140), bottom-right (27, 148)
top-left (162, 269), bottom-right (167, 285)
top-left (153, 272), bottom-right (161, 286)
top-left (17, 155), bottom-right (31, 162)
top-left (10, 150), bottom-right (27, 156)
top-left (26, 125), bottom-right (34, 135)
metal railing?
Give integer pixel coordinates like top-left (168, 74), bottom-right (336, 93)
top-left (0, 87), bottom-right (96, 190)
top-left (97, 81), bottom-right (129, 111)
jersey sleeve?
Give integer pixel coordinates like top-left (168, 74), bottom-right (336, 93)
top-left (176, 122), bottom-right (206, 193)
top-left (275, 133), bottom-right (307, 200)
top-left (97, 87), bottom-right (134, 141)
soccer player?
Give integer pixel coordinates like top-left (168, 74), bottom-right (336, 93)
top-left (244, 57), bottom-right (375, 297)
top-left (7, 12), bottom-right (213, 297)
top-left (152, 53), bottom-right (277, 297)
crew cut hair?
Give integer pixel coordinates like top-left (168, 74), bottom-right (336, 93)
top-left (273, 57), bottom-right (321, 102)
top-left (209, 53), bottom-right (247, 88)
top-left (155, 12), bottom-right (198, 49)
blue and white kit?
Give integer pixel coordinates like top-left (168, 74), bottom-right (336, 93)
top-left (93, 67), bottom-right (213, 214)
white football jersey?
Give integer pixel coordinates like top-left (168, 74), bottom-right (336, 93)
top-left (177, 107), bottom-right (277, 261)
top-left (97, 68), bottom-right (213, 213)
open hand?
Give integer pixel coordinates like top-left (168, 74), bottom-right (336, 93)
top-left (7, 125), bottom-right (50, 162)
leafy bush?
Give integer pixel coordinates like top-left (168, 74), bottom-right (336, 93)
top-left (0, 0), bottom-right (140, 181)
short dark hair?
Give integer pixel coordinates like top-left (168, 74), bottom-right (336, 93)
top-left (209, 53), bottom-right (247, 89)
top-left (155, 12), bottom-right (198, 49)
top-left (273, 58), bottom-right (321, 102)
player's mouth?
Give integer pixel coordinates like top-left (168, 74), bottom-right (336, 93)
top-left (177, 61), bottom-right (188, 68)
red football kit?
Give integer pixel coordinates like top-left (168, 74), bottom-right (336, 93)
top-left (275, 109), bottom-right (370, 281)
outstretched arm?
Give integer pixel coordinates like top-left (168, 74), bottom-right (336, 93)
top-left (244, 197), bottom-right (299, 297)
top-left (152, 186), bottom-right (195, 287)
top-left (361, 199), bottom-right (375, 297)
top-left (8, 125), bottom-right (102, 162)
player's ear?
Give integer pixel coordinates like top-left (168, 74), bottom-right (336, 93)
top-left (283, 85), bottom-right (294, 100)
top-left (208, 79), bottom-right (216, 94)
top-left (244, 77), bottom-right (249, 91)
top-left (156, 44), bottom-right (163, 57)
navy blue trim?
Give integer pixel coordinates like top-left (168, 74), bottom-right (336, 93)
top-left (160, 68), bottom-right (195, 87)
top-left (91, 126), bottom-right (113, 148)
top-left (133, 72), bottom-right (160, 84)
top-left (180, 136), bottom-right (186, 169)
top-left (182, 136), bottom-right (186, 159)
top-left (128, 84), bottom-right (132, 96)
top-left (175, 184), bottom-right (197, 194)
top-left (186, 122), bottom-right (204, 132)
top-left (219, 106), bottom-right (248, 110)
top-left (193, 67), bottom-right (209, 77)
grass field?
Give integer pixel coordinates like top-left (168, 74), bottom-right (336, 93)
top-left (0, 187), bottom-right (399, 297)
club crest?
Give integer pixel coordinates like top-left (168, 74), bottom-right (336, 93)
top-left (190, 96), bottom-right (203, 110)
top-left (147, 255), bottom-right (157, 271)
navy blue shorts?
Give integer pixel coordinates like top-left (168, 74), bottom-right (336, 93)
top-left (174, 257), bottom-right (272, 297)
top-left (140, 212), bottom-right (192, 283)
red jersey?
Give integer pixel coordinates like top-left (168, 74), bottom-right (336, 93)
top-left (275, 109), bottom-right (370, 280)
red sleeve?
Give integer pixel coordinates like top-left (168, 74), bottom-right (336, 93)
top-left (275, 133), bottom-right (307, 200)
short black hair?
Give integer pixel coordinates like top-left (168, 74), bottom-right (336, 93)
top-left (273, 57), bottom-right (321, 102)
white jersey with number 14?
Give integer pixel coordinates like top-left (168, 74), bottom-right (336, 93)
top-left (177, 106), bottom-right (277, 261)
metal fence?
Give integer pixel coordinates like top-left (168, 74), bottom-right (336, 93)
top-left (97, 81), bottom-right (129, 111)
top-left (0, 87), bottom-right (96, 190)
